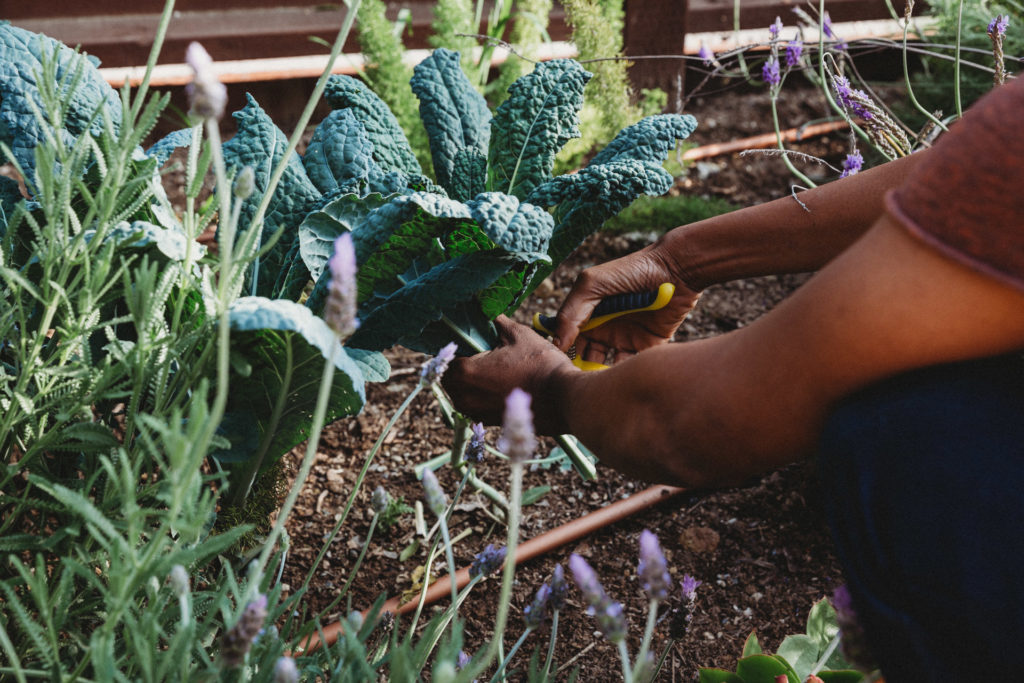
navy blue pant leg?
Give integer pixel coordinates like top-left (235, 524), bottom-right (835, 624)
top-left (817, 354), bottom-right (1024, 682)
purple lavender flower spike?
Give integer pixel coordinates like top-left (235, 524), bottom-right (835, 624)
top-left (681, 574), bottom-right (702, 601)
top-left (822, 11), bottom-right (835, 38)
top-left (465, 422), bottom-right (486, 463)
top-left (833, 585), bottom-right (878, 672)
top-left (568, 554), bottom-right (627, 643)
top-left (325, 233), bottom-right (359, 340)
top-left (989, 14), bottom-right (1010, 37)
top-left (470, 544), bottom-right (507, 578)
top-left (420, 468), bottom-right (448, 517)
top-left (220, 594), bottom-right (268, 668)
top-left (769, 16), bottom-right (783, 40)
top-left (840, 152), bottom-right (863, 178)
top-left (637, 530), bottom-right (672, 602)
top-left (698, 41), bottom-right (714, 67)
top-left (273, 656), bottom-right (299, 683)
top-left (420, 341), bottom-right (458, 385)
top-left (523, 582), bottom-right (552, 629)
top-left (762, 57), bottom-right (781, 87)
top-left (786, 35), bottom-right (803, 67)
top-left (457, 650), bottom-right (472, 670)
top-left (549, 564), bottom-right (568, 611)
top-left (497, 388), bottom-right (536, 463)
top-left (832, 75), bottom-right (873, 120)
top-left (371, 485), bottom-right (390, 514)
top-left (185, 42), bottom-right (227, 120)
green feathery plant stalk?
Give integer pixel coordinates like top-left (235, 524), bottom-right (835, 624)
top-left (953, 0), bottom-right (965, 117)
top-left (491, 0), bottom-right (553, 102)
top-left (356, 0), bottom-right (433, 173)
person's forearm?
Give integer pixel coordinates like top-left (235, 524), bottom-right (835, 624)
top-left (661, 153), bottom-right (925, 290)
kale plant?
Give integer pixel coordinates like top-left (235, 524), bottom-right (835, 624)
top-left (252, 47), bottom-right (698, 356)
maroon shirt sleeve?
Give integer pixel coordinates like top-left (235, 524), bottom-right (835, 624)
top-left (885, 76), bottom-right (1024, 294)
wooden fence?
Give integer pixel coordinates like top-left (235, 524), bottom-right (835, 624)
top-left (9, 0), bottom-right (900, 100)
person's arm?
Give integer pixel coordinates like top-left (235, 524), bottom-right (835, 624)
top-left (552, 152), bottom-right (926, 356)
top-left (445, 212), bottom-right (1024, 487)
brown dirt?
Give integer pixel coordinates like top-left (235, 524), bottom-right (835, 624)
top-left (273, 82), bottom-right (869, 680)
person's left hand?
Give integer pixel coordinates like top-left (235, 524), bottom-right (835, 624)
top-left (442, 315), bottom-right (578, 435)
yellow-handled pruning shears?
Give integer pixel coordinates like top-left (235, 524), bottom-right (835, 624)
top-left (532, 283), bottom-right (676, 371)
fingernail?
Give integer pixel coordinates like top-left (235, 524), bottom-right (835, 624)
top-left (552, 337), bottom-right (562, 349)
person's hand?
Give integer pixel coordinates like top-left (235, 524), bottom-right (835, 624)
top-left (442, 316), bottom-right (577, 435)
top-left (550, 242), bottom-right (701, 365)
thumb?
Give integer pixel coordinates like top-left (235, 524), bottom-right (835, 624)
top-left (552, 293), bottom-right (600, 352)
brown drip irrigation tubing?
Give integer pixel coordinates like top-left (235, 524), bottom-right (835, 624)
top-left (296, 484), bottom-right (686, 654)
top-left (681, 119), bottom-right (850, 162)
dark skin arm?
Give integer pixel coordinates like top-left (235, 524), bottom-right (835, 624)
top-left (553, 153), bottom-right (925, 363)
top-left (444, 213), bottom-right (1024, 487)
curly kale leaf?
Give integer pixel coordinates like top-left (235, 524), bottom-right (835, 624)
top-left (302, 108), bottom-right (377, 195)
top-left (449, 148), bottom-right (487, 202)
top-left (410, 48), bottom-right (491, 197)
top-left (587, 114), bottom-right (698, 167)
top-left (344, 191), bottom-right (552, 352)
top-left (526, 113), bottom-right (698, 266)
top-left (221, 94), bottom-right (321, 296)
top-left (487, 59), bottom-right (591, 200)
top-left (324, 75), bottom-right (422, 177)
top-left (299, 192), bottom-right (392, 283)
top-left (0, 23), bottom-right (122, 179)
top-left (218, 297), bottom-right (367, 468)
top-left (532, 159), bottom-right (675, 266)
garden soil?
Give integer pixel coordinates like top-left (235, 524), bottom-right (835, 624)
top-left (273, 83), bottom-right (866, 680)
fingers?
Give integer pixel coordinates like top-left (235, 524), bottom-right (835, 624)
top-left (552, 273), bottom-right (605, 352)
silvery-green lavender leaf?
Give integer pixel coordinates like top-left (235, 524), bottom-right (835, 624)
top-left (410, 48), bottom-right (491, 195)
top-left (220, 297), bottom-right (366, 468)
top-left (221, 95), bottom-right (322, 297)
top-left (324, 75), bottom-right (422, 177)
top-left (487, 59), bottom-right (591, 200)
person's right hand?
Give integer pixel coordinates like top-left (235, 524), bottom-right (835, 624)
top-left (550, 241), bottom-right (702, 364)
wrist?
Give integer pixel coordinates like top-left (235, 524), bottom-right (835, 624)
top-left (536, 362), bottom-right (582, 436)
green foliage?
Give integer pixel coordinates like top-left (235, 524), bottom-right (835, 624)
top-left (429, 0), bottom-right (478, 67)
top-left (0, 23), bottom-right (123, 178)
top-left (603, 193), bottom-right (738, 236)
top-left (557, 0), bottom-right (665, 170)
top-left (488, 59), bottom-right (592, 200)
top-left (377, 493), bottom-right (414, 529)
top-left (355, 0), bottom-right (433, 174)
top-left (699, 599), bottom-right (864, 683)
top-left (917, 0), bottom-right (1023, 112)
top-left (491, 0), bottom-right (555, 104)
top-left (410, 47), bottom-right (492, 196)
top-left (296, 50), bottom-right (695, 355)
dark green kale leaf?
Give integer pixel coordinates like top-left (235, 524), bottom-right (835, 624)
top-left (410, 48), bottom-right (491, 197)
